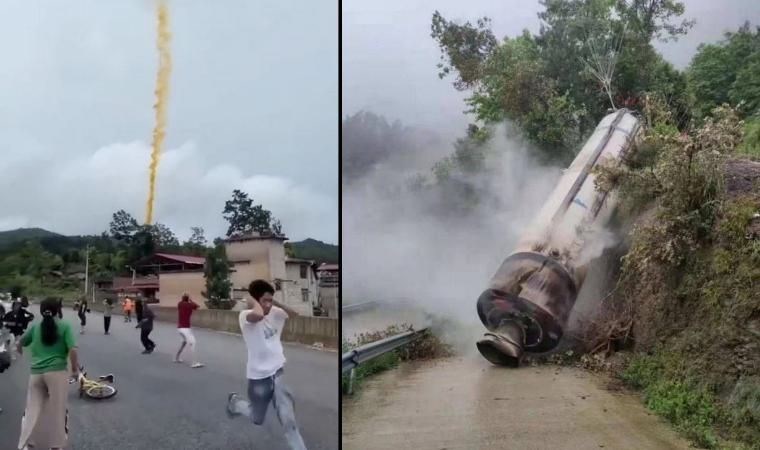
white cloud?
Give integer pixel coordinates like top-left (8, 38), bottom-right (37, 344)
top-left (0, 141), bottom-right (337, 244)
top-left (0, 1), bottom-right (337, 244)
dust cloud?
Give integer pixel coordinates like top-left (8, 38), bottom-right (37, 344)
top-left (342, 123), bottom-right (563, 353)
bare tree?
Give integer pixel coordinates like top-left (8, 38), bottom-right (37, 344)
top-left (580, 25), bottom-right (627, 110)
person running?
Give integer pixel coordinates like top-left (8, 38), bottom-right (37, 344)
top-left (77, 298), bottom-right (89, 334)
top-left (2, 300), bottom-right (35, 360)
top-left (123, 297), bottom-right (133, 322)
top-left (18, 297), bottom-right (35, 333)
top-left (226, 280), bottom-right (307, 450)
top-left (135, 300), bottom-right (155, 354)
top-left (16, 297), bottom-right (79, 450)
top-left (134, 297), bottom-right (144, 323)
top-left (174, 294), bottom-right (204, 368)
top-left (0, 325), bottom-right (10, 415)
top-left (102, 298), bottom-right (114, 335)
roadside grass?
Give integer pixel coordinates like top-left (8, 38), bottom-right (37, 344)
top-left (341, 324), bottom-right (452, 395)
top-left (621, 352), bottom-right (760, 449)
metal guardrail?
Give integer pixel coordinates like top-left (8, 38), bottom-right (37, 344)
top-left (341, 301), bottom-right (376, 313)
top-left (341, 327), bottom-right (429, 394)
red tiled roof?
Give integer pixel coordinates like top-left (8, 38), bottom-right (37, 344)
top-left (154, 253), bottom-right (206, 265)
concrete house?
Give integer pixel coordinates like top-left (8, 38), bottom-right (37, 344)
top-left (285, 257), bottom-right (318, 311)
top-left (317, 263), bottom-right (339, 318)
top-left (225, 232), bottom-right (314, 316)
top-left (98, 233), bottom-right (319, 316)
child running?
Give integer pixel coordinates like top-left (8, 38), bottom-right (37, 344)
top-left (226, 280), bottom-right (307, 450)
top-left (174, 294), bottom-right (204, 368)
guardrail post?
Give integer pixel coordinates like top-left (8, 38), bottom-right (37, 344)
top-left (347, 368), bottom-right (356, 395)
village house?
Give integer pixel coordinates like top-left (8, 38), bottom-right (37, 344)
top-left (99, 233), bottom-right (319, 316)
top-left (316, 263), bottom-right (339, 318)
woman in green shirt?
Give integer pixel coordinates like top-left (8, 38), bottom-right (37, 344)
top-left (16, 297), bottom-right (79, 450)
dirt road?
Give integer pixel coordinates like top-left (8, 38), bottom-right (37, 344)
top-left (342, 356), bottom-right (690, 450)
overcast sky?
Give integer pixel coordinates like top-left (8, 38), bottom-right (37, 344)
top-left (343, 0), bottom-right (760, 135)
top-left (0, 0), bottom-right (337, 244)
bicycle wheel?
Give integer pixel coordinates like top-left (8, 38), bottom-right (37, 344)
top-left (85, 384), bottom-right (117, 400)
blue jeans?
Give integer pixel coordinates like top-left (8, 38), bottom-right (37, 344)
top-left (232, 369), bottom-right (307, 450)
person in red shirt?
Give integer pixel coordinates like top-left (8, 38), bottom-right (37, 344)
top-left (174, 293), bottom-right (204, 368)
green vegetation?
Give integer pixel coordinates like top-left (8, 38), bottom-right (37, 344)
top-left (0, 228), bottom-right (61, 250)
top-left (687, 23), bottom-right (760, 119)
top-left (202, 244), bottom-right (234, 310)
top-left (431, 0), bottom-right (694, 164)
top-left (592, 99), bottom-right (760, 447)
top-left (341, 324), bottom-right (453, 395)
top-left (223, 189), bottom-right (282, 237)
top-left (285, 239), bottom-right (338, 265)
top-left (0, 189), bottom-right (335, 301)
top-left (622, 352), bottom-right (720, 448)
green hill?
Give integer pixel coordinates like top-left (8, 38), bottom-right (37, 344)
top-left (0, 228), bottom-right (62, 249)
top-left (286, 238), bottom-right (339, 264)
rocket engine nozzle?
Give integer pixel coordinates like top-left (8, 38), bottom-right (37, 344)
top-left (476, 321), bottom-right (525, 367)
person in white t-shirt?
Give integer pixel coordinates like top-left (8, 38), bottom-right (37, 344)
top-left (226, 279), bottom-right (307, 450)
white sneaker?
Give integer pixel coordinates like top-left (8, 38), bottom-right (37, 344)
top-left (173, 358), bottom-right (183, 363)
top-left (191, 362), bottom-right (204, 368)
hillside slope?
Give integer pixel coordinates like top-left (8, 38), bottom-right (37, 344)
top-left (287, 238), bottom-right (339, 264)
top-left (0, 228), bottom-right (62, 249)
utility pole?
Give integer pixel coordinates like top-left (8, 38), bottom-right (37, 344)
top-left (84, 245), bottom-right (90, 297)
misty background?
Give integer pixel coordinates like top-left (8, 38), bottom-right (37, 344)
top-left (342, 0), bottom-right (760, 331)
top-left (0, 0), bottom-right (338, 243)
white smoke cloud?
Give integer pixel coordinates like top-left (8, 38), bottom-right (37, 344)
top-left (0, 140), bottom-right (337, 243)
top-left (343, 124), bottom-right (562, 346)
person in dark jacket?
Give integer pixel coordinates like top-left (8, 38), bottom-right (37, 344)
top-left (135, 301), bottom-right (155, 354)
top-left (134, 298), bottom-right (144, 323)
top-left (77, 299), bottom-right (89, 335)
top-left (3, 301), bottom-right (35, 338)
top-left (2, 301), bottom-right (34, 363)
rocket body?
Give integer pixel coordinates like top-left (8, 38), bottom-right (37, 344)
top-left (476, 109), bottom-right (641, 366)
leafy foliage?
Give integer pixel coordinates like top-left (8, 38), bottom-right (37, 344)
top-left (284, 238), bottom-right (338, 264)
top-left (202, 244), bottom-right (233, 310)
top-left (430, 11), bottom-right (497, 90)
top-left (430, 0), bottom-right (693, 163)
top-left (593, 101), bottom-right (760, 447)
top-left (688, 23), bottom-right (760, 119)
top-left (108, 210), bottom-right (140, 243)
top-left (738, 117), bottom-right (760, 158)
top-left (222, 189), bottom-right (282, 238)
top-left (148, 223), bottom-right (179, 248)
top-left (183, 227), bottom-right (208, 256)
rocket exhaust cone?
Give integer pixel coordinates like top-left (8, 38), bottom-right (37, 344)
top-left (476, 321), bottom-right (524, 367)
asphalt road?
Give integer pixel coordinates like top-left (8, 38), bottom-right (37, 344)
top-left (0, 308), bottom-right (338, 450)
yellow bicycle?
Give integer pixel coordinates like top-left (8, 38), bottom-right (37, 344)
top-left (69, 366), bottom-right (117, 400)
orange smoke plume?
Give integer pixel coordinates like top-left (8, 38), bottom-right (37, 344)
top-left (145, 0), bottom-right (172, 225)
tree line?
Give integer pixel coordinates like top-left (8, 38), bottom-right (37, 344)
top-left (343, 1), bottom-right (760, 202)
top-left (0, 189), bottom-right (284, 302)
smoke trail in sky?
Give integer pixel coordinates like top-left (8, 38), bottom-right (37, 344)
top-left (145, 0), bottom-right (172, 225)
